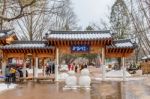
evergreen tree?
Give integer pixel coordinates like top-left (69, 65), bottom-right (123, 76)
top-left (85, 25), bottom-right (94, 30)
top-left (110, 0), bottom-right (130, 39)
top-left (110, 0), bottom-right (130, 69)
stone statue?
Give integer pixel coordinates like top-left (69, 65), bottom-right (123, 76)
top-left (79, 68), bottom-right (91, 87)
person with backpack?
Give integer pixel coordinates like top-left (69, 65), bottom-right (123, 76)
top-left (10, 67), bottom-right (17, 83)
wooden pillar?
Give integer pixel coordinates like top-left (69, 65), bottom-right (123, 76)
top-left (122, 57), bottom-right (126, 81)
top-left (2, 59), bottom-right (6, 76)
top-left (102, 47), bottom-right (106, 80)
top-left (55, 48), bottom-right (59, 81)
top-left (35, 57), bottom-right (38, 78)
top-left (42, 58), bottom-right (46, 77)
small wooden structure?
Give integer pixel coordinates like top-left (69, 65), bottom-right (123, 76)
top-left (141, 62), bottom-right (150, 74)
top-left (141, 56), bottom-right (150, 74)
top-left (0, 30), bottom-right (136, 81)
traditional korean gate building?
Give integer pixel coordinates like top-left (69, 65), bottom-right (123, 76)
top-left (0, 30), bottom-right (17, 71)
top-left (0, 30), bottom-right (136, 81)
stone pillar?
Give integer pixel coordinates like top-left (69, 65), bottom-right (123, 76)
top-left (122, 57), bottom-right (126, 81)
top-left (35, 57), bottom-right (38, 78)
top-left (23, 60), bottom-right (26, 78)
top-left (102, 47), bottom-right (105, 80)
top-left (55, 48), bottom-right (59, 81)
top-left (2, 59), bottom-right (6, 76)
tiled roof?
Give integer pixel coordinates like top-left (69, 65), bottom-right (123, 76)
top-left (107, 39), bottom-right (136, 48)
top-left (0, 29), bottom-right (15, 39)
top-left (47, 30), bottom-right (112, 40)
top-left (0, 41), bottom-right (55, 49)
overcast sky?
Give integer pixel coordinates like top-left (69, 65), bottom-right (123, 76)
top-left (72, 0), bottom-right (114, 29)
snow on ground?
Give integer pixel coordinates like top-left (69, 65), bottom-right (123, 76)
top-left (106, 70), bottom-right (131, 77)
top-left (94, 77), bottom-right (145, 81)
top-left (27, 69), bottom-right (43, 74)
top-left (0, 83), bottom-right (17, 93)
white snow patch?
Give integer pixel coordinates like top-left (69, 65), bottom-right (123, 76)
top-left (27, 69), bottom-right (43, 74)
top-left (0, 83), bottom-right (17, 93)
top-left (106, 70), bottom-right (131, 77)
top-left (142, 55), bottom-right (150, 59)
top-left (94, 77), bottom-right (145, 81)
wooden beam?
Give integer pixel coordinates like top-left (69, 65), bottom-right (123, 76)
top-left (99, 40), bottom-right (101, 46)
top-left (109, 39), bottom-right (112, 45)
top-left (60, 40), bottom-right (63, 46)
top-left (67, 40), bottom-right (70, 46)
top-left (53, 40), bottom-right (56, 46)
top-left (111, 48), bottom-right (114, 53)
top-left (80, 40), bottom-right (83, 45)
top-left (13, 49), bottom-right (16, 53)
top-left (70, 40), bottom-right (73, 45)
top-left (51, 40), bottom-right (53, 46)
top-left (103, 40), bottom-right (106, 46)
top-left (64, 40), bottom-right (66, 46)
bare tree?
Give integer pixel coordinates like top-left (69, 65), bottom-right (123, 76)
top-left (125, 0), bottom-right (150, 58)
top-left (0, 0), bottom-right (37, 21)
top-left (49, 0), bottom-right (78, 31)
top-left (13, 0), bottom-right (77, 40)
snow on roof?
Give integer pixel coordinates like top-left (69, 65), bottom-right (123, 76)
top-left (3, 43), bottom-right (45, 49)
top-left (115, 42), bottom-right (133, 47)
top-left (107, 39), bottom-right (135, 48)
top-left (0, 41), bottom-right (54, 49)
top-left (0, 29), bottom-right (14, 38)
top-left (48, 31), bottom-right (112, 40)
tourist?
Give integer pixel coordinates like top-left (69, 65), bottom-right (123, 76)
top-left (75, 64), bottom-right (78, 73)
top-left (52, 62), bottom-right (55, 74)
top-left (80, 64), bottom-right (84, 71)
top-left (68, 64), bottom-right (71, 71)
top-left (45, 66), bottom-right (50, 76)
top-left (68, 63), bottom-right (74, 71)
top-left (84, 64), bottom-right (88, 68)
top-left (10, 67), bottom-right (16, 83)
top-left (70, 63), bottom-right (74, 71)
top-left (17, 67), bottom-right (23, 78)
top-left (47, 60), bottom-right (53, 74)
top-left (26, 69), bottom-right (28, 77)
top-left (5, 65), bottom-right (10, 83)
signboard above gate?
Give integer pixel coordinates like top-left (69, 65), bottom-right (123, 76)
top-left (71, 45), bottom-right (90, 52)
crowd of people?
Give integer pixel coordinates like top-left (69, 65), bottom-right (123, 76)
top-left (5, 65), bottom-right (28, 83)
top-left (67, 63), bottom-right (88, 73)
top-left (45, 61), bottom-right (55, 76)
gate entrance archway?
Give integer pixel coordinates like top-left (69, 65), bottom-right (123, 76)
top-left (46, 30), bottom-right (136, 81)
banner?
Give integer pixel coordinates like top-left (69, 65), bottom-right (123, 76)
top-left (71, 45), bottom-right (90, 52)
